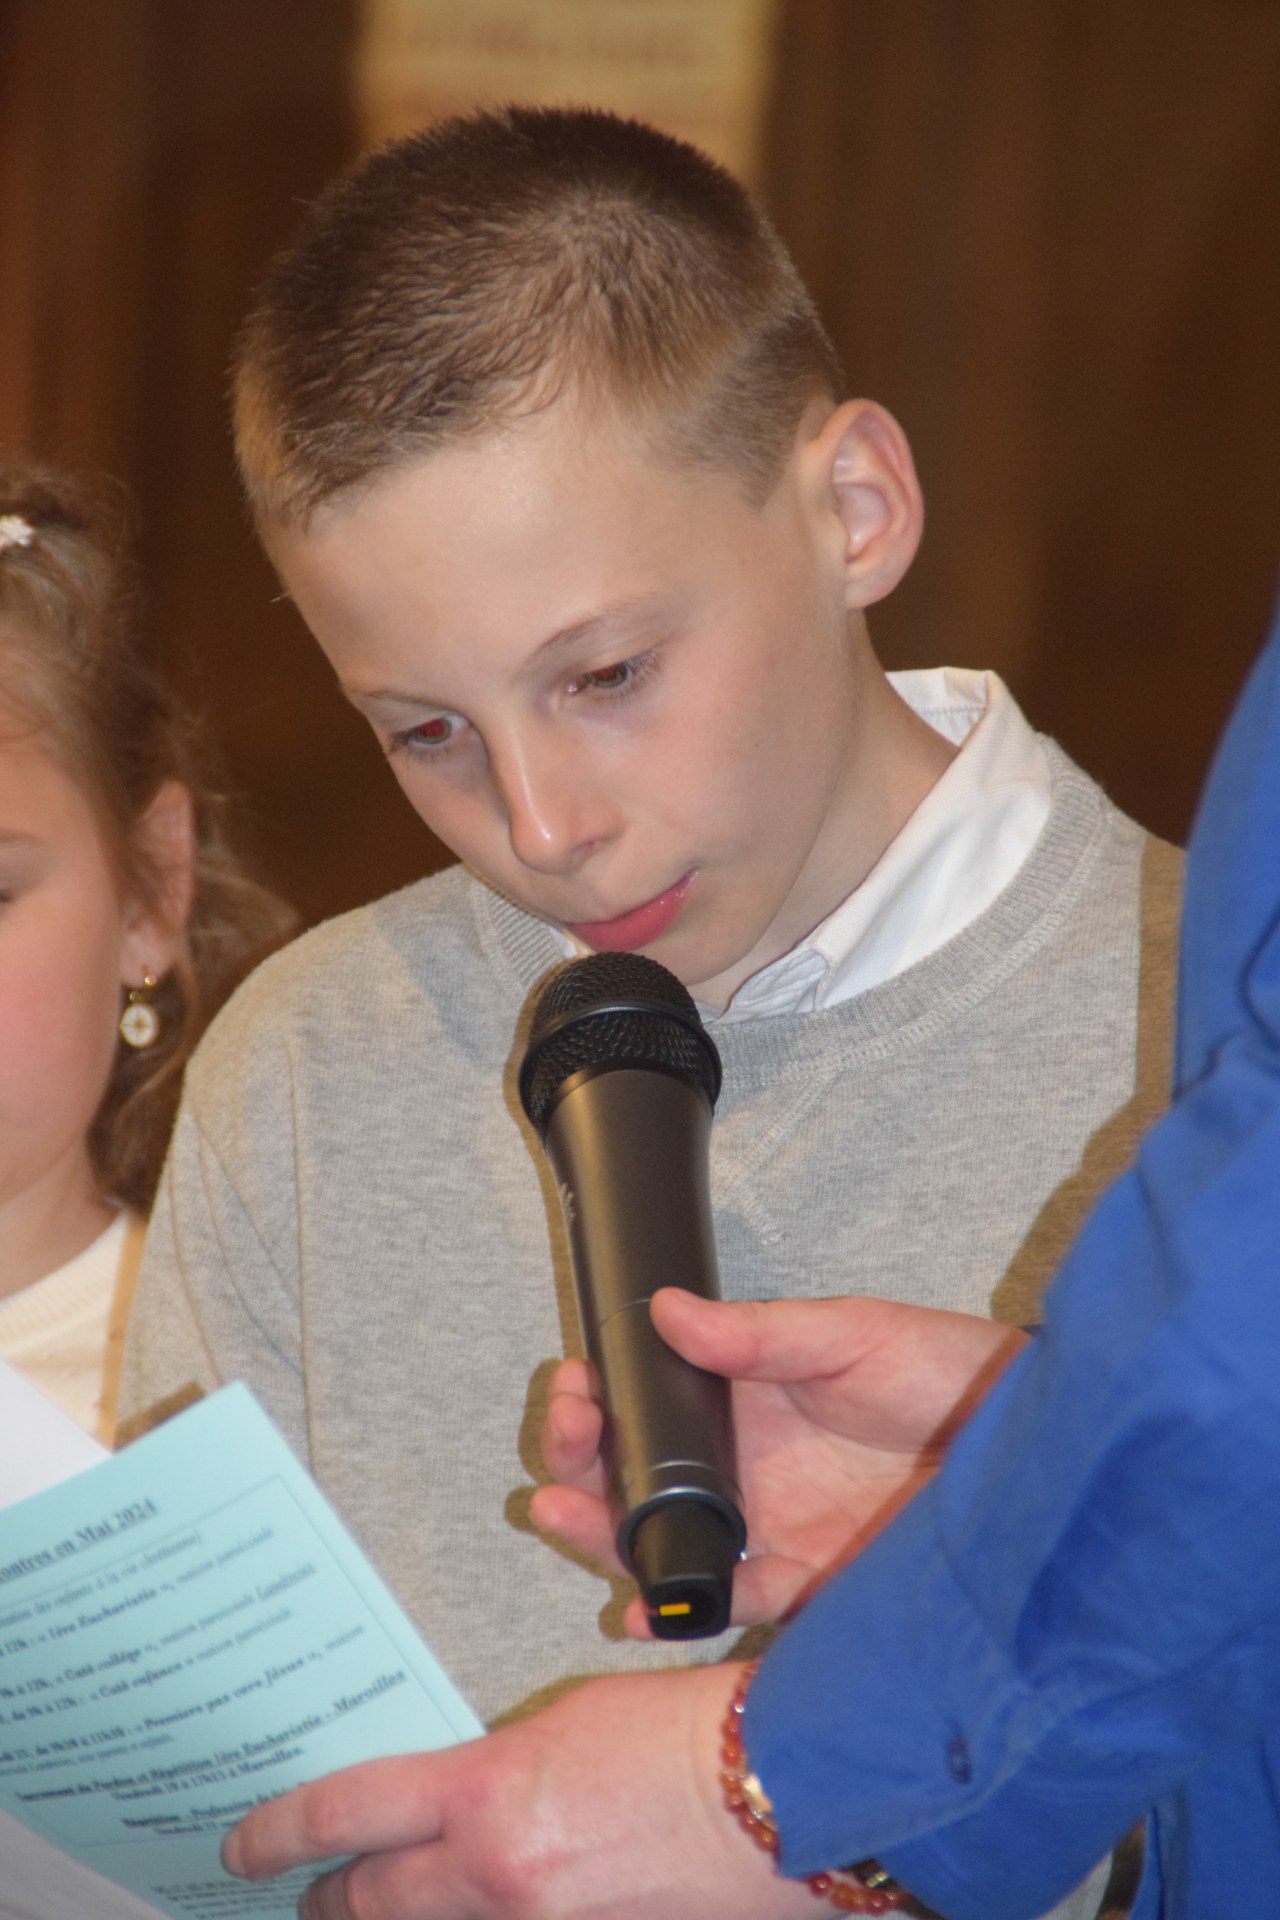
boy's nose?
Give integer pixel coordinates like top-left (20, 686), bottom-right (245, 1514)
top-left (491, 733), bottom-right (613, 875)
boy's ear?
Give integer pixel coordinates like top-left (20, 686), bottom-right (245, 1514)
top-left (120, 779), bottom-right (198, 986)
top-left (805, 400), bottom-right (924, 609)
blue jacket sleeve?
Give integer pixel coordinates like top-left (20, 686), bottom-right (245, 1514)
top-left (743, 611), bottom-right (1280, 1920)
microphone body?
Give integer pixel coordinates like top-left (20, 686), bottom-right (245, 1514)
top-left (520, 953), bottom-right (745, 1638)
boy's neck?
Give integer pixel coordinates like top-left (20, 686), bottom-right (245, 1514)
top-left (849, 664), bottom-right (964, 879)
top-left (690, 663), bottom-right (959, 1011)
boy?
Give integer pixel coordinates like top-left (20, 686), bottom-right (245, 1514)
top-left (122, 108), bottom-right (1175, 1908)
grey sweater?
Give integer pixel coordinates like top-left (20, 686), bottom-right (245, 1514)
top-left (121, 743), bottom-right (1177, 1908)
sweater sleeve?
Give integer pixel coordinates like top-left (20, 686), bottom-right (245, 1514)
top-left (743, 616), bottom-right (1280, 1920)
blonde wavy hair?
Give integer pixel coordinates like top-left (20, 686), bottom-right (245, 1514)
top-left (0, 464), bottom-right (296, 1209)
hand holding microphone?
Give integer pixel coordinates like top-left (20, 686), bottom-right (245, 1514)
top-left (519, 952), bottom-right (746, 1638)
top-left (536, 1288), bottom-right (1030, 1637)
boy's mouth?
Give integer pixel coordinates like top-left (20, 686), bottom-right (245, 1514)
top-left (566, 872), bottom-right (694, 952)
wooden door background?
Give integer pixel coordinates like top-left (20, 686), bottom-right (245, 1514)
top-left (2, 0), bottom-right (1278, 926)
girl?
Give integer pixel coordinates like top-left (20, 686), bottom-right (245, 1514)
top-left (0, 466), bottom-right (293, 1443)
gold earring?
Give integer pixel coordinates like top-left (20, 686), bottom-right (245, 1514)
top-left (119, 972), bottom-right (160, 1049)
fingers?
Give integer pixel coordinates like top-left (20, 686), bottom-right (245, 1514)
top-left (299, 1860), bottom-right (360, 1920)
top-left (528, 1481), bottom-right (621, 1570)
top-left (651, 1289), bottom-right (1024, 1424)
top-left (546, 1354), bottom-right (593, 1404)
top-left (620, 1592), bottom-right (655, 1639)
top-left (616, 1556), bottom-right (814, 1638)
top-left (617, 1555), bottom-right (826, 1636)
top-left (541, 1366), bottom-right (606, 1491)
top-left (649, 1288), bottom-right (884, 1384)
top-left (728, 1552), bottom-right (821, 1626)
top-left (300, 1845), bottom-right (470, 1920)
top-left (225, 1752), bottom-right (447, 1881)
top-left (524, 1488), bottom-right (802, 1637)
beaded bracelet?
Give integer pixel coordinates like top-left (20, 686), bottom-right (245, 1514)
top-left (720, 1661), bottom-right (910, 1914)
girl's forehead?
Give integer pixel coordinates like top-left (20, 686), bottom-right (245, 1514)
top-left (0, 688), bottom-right (47, 754)
top-left (0, 715), bottom-right (78, 798)
top-left (0, 632), bottom-right (65, 733)
top-left (0, 634), bottom-right (120, 818)
top-left (0, 696), bottom-right (109, 851)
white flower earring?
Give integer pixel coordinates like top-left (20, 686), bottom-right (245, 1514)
top-left (0, 514), bottom-right (35, 553)
top-left (119, 973), bottom-right (161, 1049)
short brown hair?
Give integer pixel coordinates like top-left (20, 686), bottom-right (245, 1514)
top-left (0, 465), bottom-right (296, 1210)
top-left (235, 105), bottom-right (844, 525)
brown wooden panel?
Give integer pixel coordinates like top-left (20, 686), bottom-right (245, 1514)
top-left (0, 3), bottom-right (42, 453)
top-left (129, 1), bottom-right (450, 927)
top-left (762, 0), bottom-right (1280, 843)
top-left (0, 0), bottom-right (154, 469)
top-left (0, 0), bottom-right (451, 926)
top-left (5, 3), bottom-right (1277, 927)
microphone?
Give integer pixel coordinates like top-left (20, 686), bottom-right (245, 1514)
top-left (519, 951), bottom-right (745, 1639)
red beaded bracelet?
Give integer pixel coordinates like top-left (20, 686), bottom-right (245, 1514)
top-left (720, 1661), bottom-right (910, 1914)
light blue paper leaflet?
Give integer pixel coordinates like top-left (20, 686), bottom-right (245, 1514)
top-left (0, 1384), bottom-right (482, 1919)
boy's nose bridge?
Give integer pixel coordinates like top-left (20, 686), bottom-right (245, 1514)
top-left (492, 724), bottom-right (608, 870)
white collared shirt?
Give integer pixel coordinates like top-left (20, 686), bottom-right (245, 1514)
top-left (711, 667), bottom-right (1051, 1020)
top-left (562, 667), bottom-right (1051, 1022)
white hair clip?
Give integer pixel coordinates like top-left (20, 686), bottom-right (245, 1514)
top-left (0, 514), bottom-right (36, 554)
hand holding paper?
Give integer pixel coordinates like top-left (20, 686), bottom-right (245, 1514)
top-left (224, 1661), bottom-right (819, 1920)
top-left (0, 1373), bottom-right (480, 1920)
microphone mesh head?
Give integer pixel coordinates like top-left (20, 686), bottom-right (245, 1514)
top-left (519, 953), bottom-right (721, 1134)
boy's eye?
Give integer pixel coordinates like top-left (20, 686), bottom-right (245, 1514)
top-left (392, 713), bottom-right (464, 754)
top-left (577, 662), bottom-right (631, 691)
top-left (566, 653), bottom-right (656, 698)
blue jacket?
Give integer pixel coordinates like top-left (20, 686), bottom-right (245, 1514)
top-left (745, 609), bottom-right (1280, 1919)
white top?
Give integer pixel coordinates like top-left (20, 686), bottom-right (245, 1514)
top-left (563, 667), bottom-right (1052, 1020)
top-left (0, 1211), bottom-right (140, 1443)
top-left (712, 667), bottom-right (1051, 1020)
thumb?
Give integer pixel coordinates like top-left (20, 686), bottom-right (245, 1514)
top-left (649, 1289), bottom-right (885, 1386)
